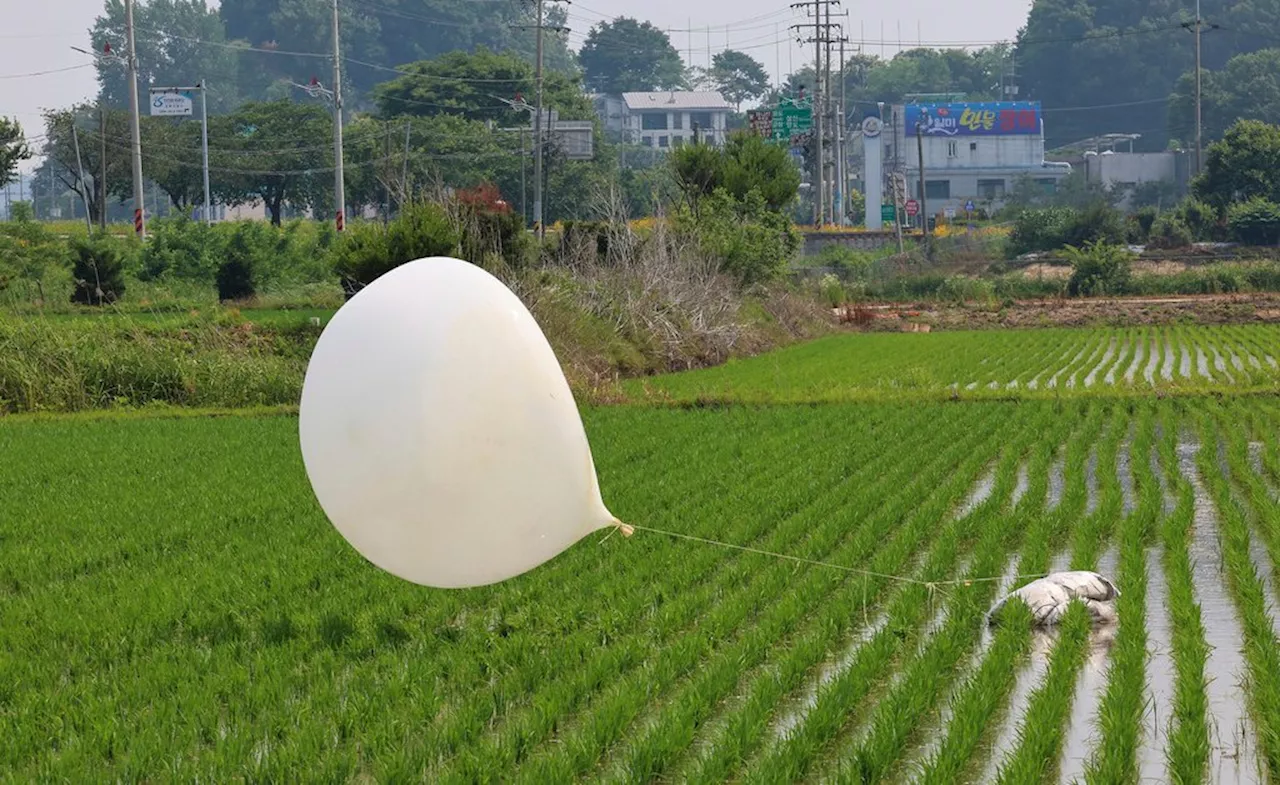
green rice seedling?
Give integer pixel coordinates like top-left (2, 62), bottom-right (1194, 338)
top-left (1198, 406), bottom-right (1280, 778)
top-left (1152, 406), bottom-right (1212, 785)
top-left (1084, 406), bottom-right (1159, 784)
top-left (991, 601), bottom-right (1093, 785)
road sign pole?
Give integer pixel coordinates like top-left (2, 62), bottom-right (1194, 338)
top-left (200, 80), bottom-right (211, 225)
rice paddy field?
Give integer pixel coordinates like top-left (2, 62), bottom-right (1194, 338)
top-left (5, 326), bottom-right (1280, 783)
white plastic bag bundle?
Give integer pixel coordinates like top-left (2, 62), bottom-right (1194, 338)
top-left (988, 570), bottom-right (1119, 626)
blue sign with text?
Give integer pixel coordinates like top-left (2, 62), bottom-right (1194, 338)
top-left (904, 102), bottom-right (1041, 137)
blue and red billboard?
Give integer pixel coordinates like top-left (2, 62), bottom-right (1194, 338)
top-left (904, 102), bottom-right (1041, 136)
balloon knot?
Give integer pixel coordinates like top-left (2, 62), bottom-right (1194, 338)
top-left (615, 521), bottom-right (635, 537)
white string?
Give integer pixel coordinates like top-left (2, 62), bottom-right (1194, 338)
top-left (616, 522), bottom-right (1050, 589)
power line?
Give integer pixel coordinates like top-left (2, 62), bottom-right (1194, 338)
top-left (0, 63), bottom-right (94, 80)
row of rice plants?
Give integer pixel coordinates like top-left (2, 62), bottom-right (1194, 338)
top-left (1201, 404), bottom-right (1280, 778)
top-left (824, 413), bottom-right (1066, 783)
top-left (988, 403), bottom-right (1124, 784)
top-left (909, 428), bottom-right (1063, 785)
top-left (502, 405), bottom-right (1026, 784)
top-left (416, 406), bottom-right (926, 780)
top-left (735, 409), bottom-right (1059, 784)
top-left (1151, 405), bottom-right (1213, 785)
top-left (1083, 405), bottom-right (1159, 783)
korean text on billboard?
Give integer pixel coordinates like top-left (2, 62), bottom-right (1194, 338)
top-left (904, 102), bottom-right (1041, 137)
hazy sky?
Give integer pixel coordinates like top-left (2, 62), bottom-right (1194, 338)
top-left (2, 0), bottom-right (1031, 172)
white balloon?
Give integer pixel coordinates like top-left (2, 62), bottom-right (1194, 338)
top-left (298, 256), bottom-right (628, 589)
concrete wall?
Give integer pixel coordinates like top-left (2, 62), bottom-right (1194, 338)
top-left (625, 110), bottom-right (728, 149)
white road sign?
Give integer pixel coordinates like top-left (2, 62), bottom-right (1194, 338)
top-left (149, 90), bottom-right (194, 116)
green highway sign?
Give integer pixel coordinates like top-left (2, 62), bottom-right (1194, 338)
top-left (771, 105), bottom-right (812, 141)
top-left (881, 204), bottom-right (896, 222)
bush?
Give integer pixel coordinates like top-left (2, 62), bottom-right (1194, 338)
top-left (1176, 197), bottom-right (1219, 242)
top-left (1008, 207), bottom-right (1074, 256)
top-left (815, 244), bottom-right (877, 279)
top-left (559, 220), bottom-right (611, 262)
top-left (1147, 214), bottom-right (1194, 249)
top-left (1062, 203), bottom-right (1127, 249)
top-left (1063, 240), bottom-right (1134, 296)
top-left (684, 187), bottom-right (801, 286)
top-left (1132, 206), bottom-right (1158, 242)
top-left (69, 233), bottom-right (127, 305)
top-left (137, 213), bottom-right (224, 282)
top-left (216, 223), bottom-right (263, 301)
top-left (936, 275), bottom-right (995, 305)
top-left (1228, 198), bottom-right (1280, 245)
top-left (333, 199), bottom-right (458, 295)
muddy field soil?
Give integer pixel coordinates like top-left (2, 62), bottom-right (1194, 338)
top-left (846, 293), bottom-right (1280, 331)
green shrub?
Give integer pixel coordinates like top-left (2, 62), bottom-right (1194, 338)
top-left (1176, 197), bottom-right (1219, 242)
top-left (137, 214), bottom-right (224, 282)
top-left (1008, 207), bottom-right (1074, 256)
top-left (1063, 240), bottom-right (1134, 296)
top-left (1227, 198), bottom-right (1280, 245)
top-left (1148, 214), bottom-right (1194, 249)
top-left (818, 273), bottom-right (844, 307)
top-left (1062, 203), bottom-right (1127, 249)
top-left (682, 187), bottom-right (800, 286)
top-left (815, 244), bottom-right (876, 279)
top-left (1132, 206), bottom-right (1158, 242)
top-left (936, 275), bottom-right (995, 305)
top-left (216, 224), bottom-right (263, 301)
top-left (333, 199), bottom-right (458, 295)
top-left (69, 233), bottom-right (127, 305)
top-left (558, 220), bottom-right (611, 261)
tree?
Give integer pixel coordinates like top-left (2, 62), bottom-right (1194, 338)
top-left (38, 105), bottom-right (134, 225)
top-left (212, 100), bottom-right (332, 225)
top-left (579, 18), bottom-right (686, 95)
top-left (1193, 119), bottom-right (1280, 209)
top-left (670, 132), bottom-right (801, 213)
top-left (91, 0), bottom-right (243, 113)
top-left (218, 0), bottom-right (577, 104)
top-left (1, 117), bottom-right (29, 187)
top-left (371, 48), bottom-right (592, 126)
top-left (709, 51), bottom-right (770, 110)
top-left (1169, 49), bottom-right (1280, 145)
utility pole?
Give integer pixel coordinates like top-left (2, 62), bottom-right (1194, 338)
top-left (71, 121), bottom-right (92, 231)
top-left (332, 0), bottom-right (346, 232)
top-left (99, 102), bottom-right (107, 229)
top-left (512, 0), bottom-right (569, 238)
top-left (916, 108), bottom-right (929, 250)
top-left (791, 0), bottom-right (840, 227)
top-left (1193, 0), bottom-right (1203, 175)
top-left (837, 19), bottom-right (848, 225)
top-left (200, 80), bottom-right (210, 226)
top-left (124, 0), bottom-right (145, 238)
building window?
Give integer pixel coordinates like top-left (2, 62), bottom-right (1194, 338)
top-left (690, 111), bottom-right (713, 130)
top-left (947, 141), bottom-right (958, 158)
top-left (923, 180), bottom-right (950, 200)
top-left (977, 179), bottom-right (1006, 200)
top-left (658, 135), bottom-right (669, 148)
top-left (673, 113), bottom-right (683, 130)
top-left (641, 112), bottom-right (668, 130)
top-left (642, 136), bottom-right (654, 147)
top-left (1035, 177), bottom-right (1056, 194)
top-left (969, 142), bottom-right (977, 152)
top-left (672, 135), bottom-right (684, 148)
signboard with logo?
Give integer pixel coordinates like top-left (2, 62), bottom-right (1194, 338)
top-left (861, 116), bottom-right (883, 138)
top-left (965, 199), bottom-right (976, 213)
top-left (881, 203), bottom-right (896, 222)
top-left (904, 102), bottom-right (1041, 137)
top-left (149, 89), bottom-right (194, 116)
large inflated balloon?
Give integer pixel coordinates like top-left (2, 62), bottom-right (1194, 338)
top-left (299, 256), bottom-right (628, 589)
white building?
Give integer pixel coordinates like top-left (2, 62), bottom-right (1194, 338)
top-left (1082, 149), bottom-right (1191, 208)
top-left (879, 101), bottom-right (1072, 216)
top-left (620, 91), bottom-right (732, 150)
